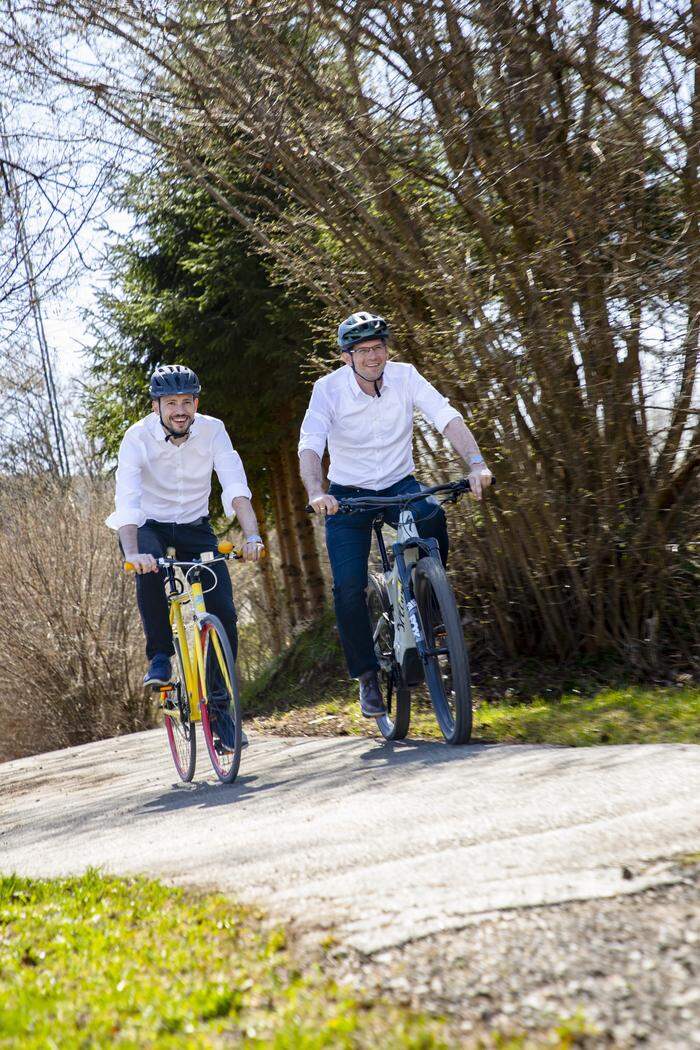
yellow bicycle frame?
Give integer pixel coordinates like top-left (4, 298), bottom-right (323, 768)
top-left (165, 574), bottom-right (234, 722)
top-left (168, 582), bottom-right (205, 723)
top-left (126, 539), bottom-right (245, 723)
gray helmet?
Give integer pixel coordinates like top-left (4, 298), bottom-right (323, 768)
top-left (337, 311), bottom-right (389, 351)
top-left (148, 364), bottom-right (201, 399)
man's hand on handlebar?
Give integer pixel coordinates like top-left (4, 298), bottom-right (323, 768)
top-left (467, 465), bottom-right (494, 501)
top-left (241, 539), bottom-right (265, 562)
top-left (125, 553), bottom-right (159, 574)
top-left (309, 493), bottom-right (340, 516)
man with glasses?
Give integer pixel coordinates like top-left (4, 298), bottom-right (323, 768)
top-left (299, 311), bottom-right (492, 717)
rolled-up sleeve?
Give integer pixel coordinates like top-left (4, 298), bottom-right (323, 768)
top-left (409, 365), bottom-right (462, 433)
top-left (105, 432), bottom-right (147, 530)
top-left (298, 381), bottom-right (332, 458)
top-left (213, 423), bottom-right (252, 517)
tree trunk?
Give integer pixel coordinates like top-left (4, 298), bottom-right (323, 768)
top-left (271, 448), bottom-right (307, 625)
top-left (251, 490), bottom-right (284, 655)
top-left (282, 444), bottom-right (327, 616)
top-left (269, 477), bottom-right (297, 631)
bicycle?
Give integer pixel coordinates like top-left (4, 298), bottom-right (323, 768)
top-left (331, 479), bottom-right (482, 745)
top-left (125, 541), bottom-right (245, 784)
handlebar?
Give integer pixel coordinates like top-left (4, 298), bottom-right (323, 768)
top-left (305, 477), bottom-right (495, 515)
top-left (124, 540), bottom-right (265, 573)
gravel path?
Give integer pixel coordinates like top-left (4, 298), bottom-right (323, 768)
top-left (332, 860), bottom-right (700, 1047)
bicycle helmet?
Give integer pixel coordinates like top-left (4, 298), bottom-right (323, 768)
top-left (337, 311), bottom-right (389, 351)
top-left (148, 364), bottom-right (201, 399)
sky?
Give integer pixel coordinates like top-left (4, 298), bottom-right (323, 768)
top-left (1, 83), bottom-right (137, 391)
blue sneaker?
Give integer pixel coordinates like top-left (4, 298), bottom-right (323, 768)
top-left (144, 654), bottom-right (172, 689)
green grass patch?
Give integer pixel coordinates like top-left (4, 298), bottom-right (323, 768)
top-left (0, 870), bottom-right (446, 1048)
top-left (249, 676), bottom-right (699, 748)
top-left (475, 685), bottom-right (700, 746)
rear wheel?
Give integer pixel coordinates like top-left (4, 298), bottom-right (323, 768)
top-left (413, 557), bottom-right (472, 745)
top-left (199, 615), bottom-right (242, 783)
top-left (163, 638), bottom-right (196, 781)
top-left (367, 573), bottom-right (410, 741)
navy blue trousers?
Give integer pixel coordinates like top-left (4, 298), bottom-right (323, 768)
top-left (130, 518), bottom-right (238, 662)
top-left (325, 475), bottom-right (448, 678)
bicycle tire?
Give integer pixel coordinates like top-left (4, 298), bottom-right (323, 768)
top-left (413, 556), bottom-right (472, 745)
top-left (199, 614), bottom-right (242, 783)
top-left (367, 573), bottom-right (410, 741)
top-left (164, 637), bottom-right (196, 782)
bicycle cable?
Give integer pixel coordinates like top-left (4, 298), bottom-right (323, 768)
top-left (184, 561), bottom-right (220, 594)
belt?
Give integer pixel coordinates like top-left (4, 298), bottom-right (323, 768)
top-left (144, 516), bottom-right (210, 528)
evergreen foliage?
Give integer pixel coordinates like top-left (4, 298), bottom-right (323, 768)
top-left (87, 169), bottom-right (321, 500)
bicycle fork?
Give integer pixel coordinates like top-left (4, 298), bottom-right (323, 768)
top-left (386, 511), bottom-right (428, 683)
top-left (387, 511), bottom-right (444, 678)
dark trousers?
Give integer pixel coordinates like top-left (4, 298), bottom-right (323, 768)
top-left (129, 518), bottom-right (238, 662)
top-left (325, 475), bottom-right (448, 678)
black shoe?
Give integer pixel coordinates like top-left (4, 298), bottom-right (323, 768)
top-left (144, 654), bottom-right (172, 689)
top-left (359, 671), bottom-right (386, 718)
top-left (214, 729), bottom-right (249, 754)
top-left (209, 691), bottom-right (249, 750)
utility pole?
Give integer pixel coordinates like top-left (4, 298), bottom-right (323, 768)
top-left (0, 105), bottom-right (71, 478)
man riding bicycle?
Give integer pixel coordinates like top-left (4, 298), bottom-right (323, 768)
top-left (299, 312), bottom-right (493, 718)
top-left (106, 366), bottom-right (264, 727)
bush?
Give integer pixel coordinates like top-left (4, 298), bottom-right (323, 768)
top-left (0, 476), bottom-right (152, 760)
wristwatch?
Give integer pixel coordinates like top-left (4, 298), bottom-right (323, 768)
top-left (468, 453), bottom-right (485, 467)
top-left (245, 534), bottom-right (264, 545)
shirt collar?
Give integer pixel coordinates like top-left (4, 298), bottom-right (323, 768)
top-left (345, 363), bottom-right (390, 399)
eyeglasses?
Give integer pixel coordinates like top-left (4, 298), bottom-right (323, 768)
top-left (350, 342), bottom-right (386, 356)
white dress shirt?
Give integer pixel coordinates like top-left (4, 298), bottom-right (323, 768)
top-left (298, 361), bottom-right (461, 490)
top-left (105, 412), bottom-right (252, 530)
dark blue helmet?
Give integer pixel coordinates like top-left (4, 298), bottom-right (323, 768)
top-left (148, 365), bottom-right (201, 399)
top-left (337, 311), bottom-right (389, 352)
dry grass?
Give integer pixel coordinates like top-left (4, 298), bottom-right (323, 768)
top-left (0, 476), bottom-right (151, 760)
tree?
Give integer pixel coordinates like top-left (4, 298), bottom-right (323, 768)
top-left (87, 165), bottom-right (327, 642)
top-left (9, 0), bottom-right (700, 669)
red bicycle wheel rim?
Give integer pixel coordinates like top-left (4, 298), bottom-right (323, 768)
top-left (165, 715), bottom-right (193, 779)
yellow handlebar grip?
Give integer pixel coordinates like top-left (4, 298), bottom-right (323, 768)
top-left (217, 540), bottom-right (234, 555)
top-left (124, 561), bottom-right (135, 573)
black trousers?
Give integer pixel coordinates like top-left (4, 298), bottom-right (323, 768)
top-left (130, 518), bottom-right (238, 662)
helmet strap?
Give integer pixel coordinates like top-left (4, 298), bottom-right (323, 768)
top-left (349, 345), bottom-right (385, 398)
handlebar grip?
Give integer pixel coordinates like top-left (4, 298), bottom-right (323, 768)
top-left (229, 546), bottom-right (267, 559)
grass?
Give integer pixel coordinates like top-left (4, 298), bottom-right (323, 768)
top-left (0, 872), bottom-right (595, 1049)
top-left (0, 870), bottom-right (446, 1049)
top-left (474, 685), bottom-right (700, 746)
top-left (243, 612), bottom-right (700, 747)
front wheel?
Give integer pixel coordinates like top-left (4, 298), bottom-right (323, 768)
top-left (199, 615), bottom-right (242, 783)
top-left (163, 637), bottom-right (196, 782)
top-left (413, 557), bottom-right (472, 745)
top-left (367, 573), bottom-right (410, 741)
